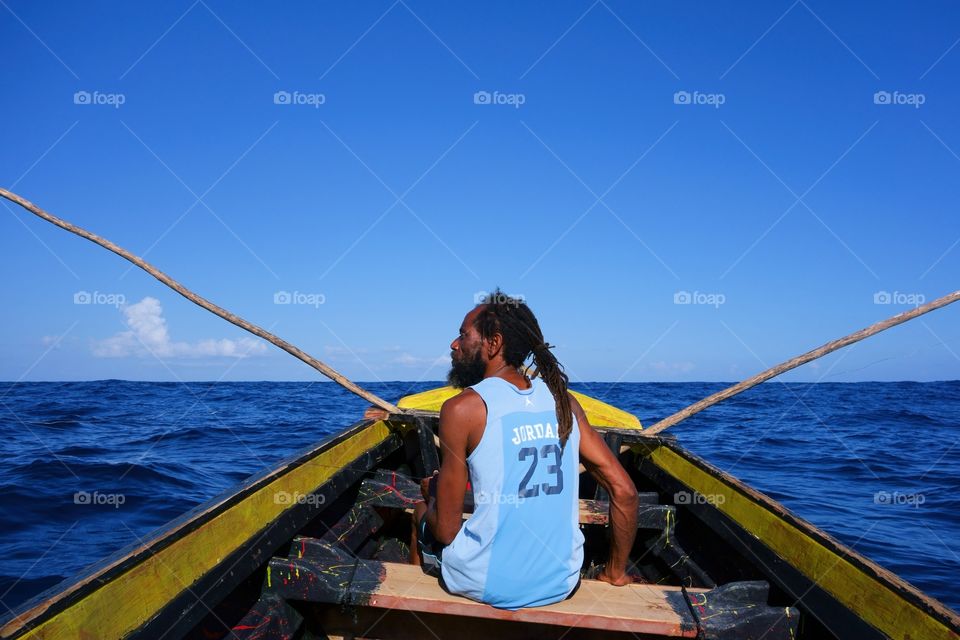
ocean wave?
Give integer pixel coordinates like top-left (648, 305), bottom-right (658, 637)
top-left (8, 458), bottom-right (197, 490)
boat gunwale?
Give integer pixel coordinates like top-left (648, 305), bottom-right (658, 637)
top-left (610, 430), bottom-right (960, 637)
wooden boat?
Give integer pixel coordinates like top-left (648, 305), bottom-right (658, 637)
top-left (1, 385), bottom-right (958, 640)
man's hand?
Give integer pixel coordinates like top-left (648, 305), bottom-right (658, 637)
top-left (420, 471), bottom-right (438, 502)
top-left (596, 565), bottom-right (633, 587)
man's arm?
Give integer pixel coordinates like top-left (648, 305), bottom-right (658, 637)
top-left (573, 393), bottom-right (639, 586)
top-left (423, 390), bottom-right (483, 545)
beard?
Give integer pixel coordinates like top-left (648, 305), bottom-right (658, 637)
top-left (447, 347), bottom-right (486, 388)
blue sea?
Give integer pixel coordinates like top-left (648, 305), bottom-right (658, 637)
top-left (0, 380), bottom-right (958, 616)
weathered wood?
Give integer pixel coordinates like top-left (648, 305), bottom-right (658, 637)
top-left (415, 416), bottom-right (440, 476)
top-left (312, 607), bottom-right (647, 640)
top-left (229, 592), bottom-right (303, 640)
top-left (644, 288), bottom-right (960, 434)
top-left (274, 556), bottom-right (703, 636)
top-left (0, 187), bottom-right (400, 414)
top-left (398, 495), bottom-right (663, 527)
top-left (358, 468), bottom-right (424, 509)
top-left (578, 501), bottom-right (671, 528)
top-left (367, 562), bottom-right (698, 636)
top-left (362, 469), bottom-right (664, 526)
top-left (271, 555), bottom-right (799, 639)
top-left (317, 504), bottom-right (384, 553)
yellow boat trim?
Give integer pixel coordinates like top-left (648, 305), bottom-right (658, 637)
top-left (650, 446), bottom-right (957, 640)
top-left (397, 386), bottom-right (642, 430)
top-left (6, 421), bottom-right (392, 640)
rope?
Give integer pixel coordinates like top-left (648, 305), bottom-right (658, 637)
top-left (645, 288), bottom-right (960, 435)
top-left (0, 187), bottom-right (401, 414)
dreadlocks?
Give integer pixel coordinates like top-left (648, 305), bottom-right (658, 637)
top-left (473, 289), bottom-right (574, 449)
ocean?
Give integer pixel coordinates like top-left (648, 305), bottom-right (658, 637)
top-left (0, 380), bottom-right (957, 615)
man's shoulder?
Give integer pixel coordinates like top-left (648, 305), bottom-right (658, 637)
top-left (439, 389), bottom-right (487, 450)
top-left (440, 388), bottom-right (485, 418)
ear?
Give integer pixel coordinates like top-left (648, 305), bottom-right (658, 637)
top-left (484, 331), bottom-right (504, 360)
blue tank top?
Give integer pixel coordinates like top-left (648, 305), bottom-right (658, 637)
top-left (440, 376), bottom-right (584, 609)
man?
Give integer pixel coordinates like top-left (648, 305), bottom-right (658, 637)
top-left (411, 291), bottom-right (639, 609)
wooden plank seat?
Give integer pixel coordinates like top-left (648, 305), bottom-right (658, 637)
top-left (400, 500), bottom-right (673, 528)
top-left (359, 469), bottom-right (666, 527)
top-left (361, 468), bottom-right (663, 508)
top-left (262, 550), bottom-right (800, 639)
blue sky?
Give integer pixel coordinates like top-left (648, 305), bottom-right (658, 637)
top-left (1, 1), bottom-right (958, 383)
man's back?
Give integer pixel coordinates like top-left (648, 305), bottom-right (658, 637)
top-left (440, 376), bottom-right (584, 609)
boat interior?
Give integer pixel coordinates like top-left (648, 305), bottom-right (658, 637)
top-left (184, 414), bottom-right (803, 640)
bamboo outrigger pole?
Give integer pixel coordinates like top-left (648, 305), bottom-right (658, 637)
top-left (0, 187), bottom-right (402, 414)
top-left (644, 289), bottom-right (960, 435)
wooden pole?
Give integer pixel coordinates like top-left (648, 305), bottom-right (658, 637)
top-left (0, 187), bottom-right (402, 414)
top-left (643, 289), bottom-right (960, 435)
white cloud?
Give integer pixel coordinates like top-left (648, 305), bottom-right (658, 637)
top-left (93, 297), bottom-right (267, 359)
top-left (40, 335), bottom-right (64, 348)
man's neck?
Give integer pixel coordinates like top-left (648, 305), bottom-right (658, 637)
top-left (485, 363), bottom-right (531, 390)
